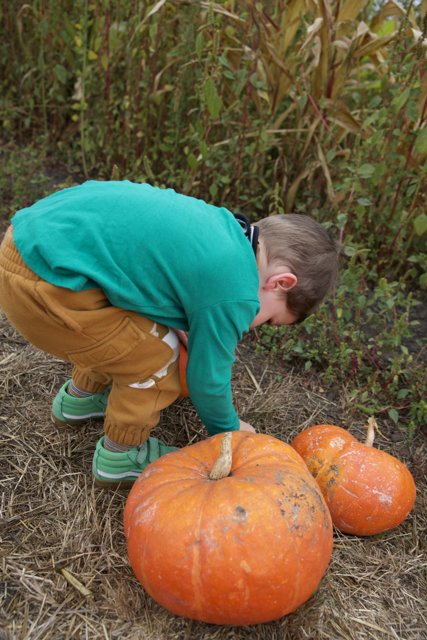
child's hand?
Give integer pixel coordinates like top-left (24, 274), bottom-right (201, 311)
top-left (238, 420), bottom-right (256, 433)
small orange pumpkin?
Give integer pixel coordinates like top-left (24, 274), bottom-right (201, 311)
top-left (124, 431), bottom-right (333, 625)
top-left (291, 420), bottom-right (416, 536)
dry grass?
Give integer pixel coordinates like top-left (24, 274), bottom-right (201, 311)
top-left (1, 314), bottom-right (426, 640)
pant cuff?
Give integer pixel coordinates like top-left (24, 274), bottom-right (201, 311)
top-left (103, 420), bottom-right (154, 447)
top-left (72, 367), bottom-right (111, 394)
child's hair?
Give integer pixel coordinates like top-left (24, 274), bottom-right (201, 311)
top-left (256, 214), bottom-right (339, 321)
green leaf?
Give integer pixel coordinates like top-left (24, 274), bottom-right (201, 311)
top-left (195, 32), bottom-right (204, 57)
top-left (337, 213), bottom-right (347, 227)
top-left (419, 273), bottom-right (427, 289)
top-left (209, 184), bottom-right (218, 199)
top-left (391, 87), bottom-right (410, 112)
top-left (414, 127), bottom-right (427, 156)
top-left (54, 64), bottom-right (68, 84)
top-left (200, 140), bottom-right (208, 160)
top-left (204, 78), bottom-right (222, 119)
top-left (413, 213), bottom-right (427, 236)
top-left (397, 388), bottom-right (410, 399)
top-left (343, 245), bottom-right (357, 256)
top-left (358, 164), bottom-right (375, 179)
top-left (388, 408), bottom-right (399, 424)
top-left (187, 153), bottom-right (198, 170)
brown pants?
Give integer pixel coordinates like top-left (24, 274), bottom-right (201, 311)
top-left (0, 227), bottom-right (182, 445)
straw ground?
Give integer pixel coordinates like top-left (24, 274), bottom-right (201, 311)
top-left (1, 309), bottom-right (426, 639)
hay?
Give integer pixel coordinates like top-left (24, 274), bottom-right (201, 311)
top-left (1, 314), bottom-right (426, 640)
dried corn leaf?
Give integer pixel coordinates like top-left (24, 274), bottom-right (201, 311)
top-left (337, 0), bottom-right (370, 24)
top-left (311, 35), bottom-right (322, 70)
top-left (300, 117), bottom-right (322, 159)
top-left (16, 4), bottom-right (35, 44)
top-left (318, 0), bottom-right (333, 25)
top-left (353, 33), bottom-right (396, 59)
top-left (407, 5), bottom-right (419, 27)
top-left (314, 0), bottom-right (333, 98)
top-left (259, 41), bottom-right (294, 113)
top-left (355, 21), bottom-right (371, 39)
top-left (370, 1), bottom-right (417, 28)
top-left (418, 74), bottom-right (427, 124)
top-left (317, 143), bottom-right (336, 204)
top-left (279, 0), bottom-right (307, 55)
top-left (285, 167), bottom-right (311, 212)
top-left (263, 41), bottom-right (291, 75)
top-left (198, 2), bottom-right (245, 24)
top-left (300, 17), bottom-right (324, 52)
top-left (333, 38), bottom-right (351, 52)
top-left (411, 29), bottom-right (427, 49)
top-left (271, 74), bottom-right (294, 114)
top-left (326, 101), bottom-right (365, 134)
top-left (330, 22), bottom-right (375, 97)
top-left (370, 0), bottom-right (406, 32)
top-left (270, 102), bottom-right (298, 131)
top-left (143, 0), bottom-right (168, 23)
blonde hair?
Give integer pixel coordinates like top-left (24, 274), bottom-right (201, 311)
top-left (256, 214), bottom-right (339, 321)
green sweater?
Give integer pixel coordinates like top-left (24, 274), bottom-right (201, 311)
top-left (12, 181), bottom-right (260, 434)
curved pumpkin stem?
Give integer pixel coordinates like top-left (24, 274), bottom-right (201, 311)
top-left (364, 417), bottom-right (377, 447)
top-left (209, 432), bottom-right (233, 480)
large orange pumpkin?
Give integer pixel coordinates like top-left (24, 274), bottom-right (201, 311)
top-left (124, 431), bottom-right (333, 625)
top-left (291, 421), bottom-right (416, 536)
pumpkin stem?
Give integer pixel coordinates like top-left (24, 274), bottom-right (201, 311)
top-left (364, 417), bottom-right (377, 447)
top-left (209, 432), bottom-right (233, 480)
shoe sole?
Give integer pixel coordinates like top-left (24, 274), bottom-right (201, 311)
top-left (51, 413), bottom-right (105, 427)
top-left (93, 477), bottom-right (136, 490)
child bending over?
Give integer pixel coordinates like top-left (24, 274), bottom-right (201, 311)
top-left (0, 181), bottom-right (338, 488)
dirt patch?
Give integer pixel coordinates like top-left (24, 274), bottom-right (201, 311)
top-left (1, 311), bottom-right (426, 640)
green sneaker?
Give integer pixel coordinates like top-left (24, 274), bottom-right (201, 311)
top-left (92, 436), bottom-right (179, 488)
top-left (51, 380), bottom-right (110, 426)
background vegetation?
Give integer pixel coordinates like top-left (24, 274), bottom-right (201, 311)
top-left (1, 0), bottom-right (426, 435)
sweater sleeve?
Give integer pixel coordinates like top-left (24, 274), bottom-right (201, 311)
top-left (186, 300), bottom-right (258, 434)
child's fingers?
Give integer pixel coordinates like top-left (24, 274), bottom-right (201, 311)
top-left (238, 420), bottom-right (256, 433)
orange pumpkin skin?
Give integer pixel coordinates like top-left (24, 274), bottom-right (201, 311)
top-left (291, 425), bottom-right (416, 536)
top-left (124, 432), bottom-right (333, 625)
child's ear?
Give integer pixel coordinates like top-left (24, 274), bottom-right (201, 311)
top-left (265, 272), bottom-right (297, 292)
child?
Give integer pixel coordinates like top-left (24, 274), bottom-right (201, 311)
top-left (0, 181), bottom-right (338, 488)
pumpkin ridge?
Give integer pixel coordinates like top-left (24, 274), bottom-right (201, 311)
top-left (231, 453), bottom-right (307, 474)
top-left (230, 433), bottom-right (303, 468)
top-left (129, 478), bottom-right (213, 525)
top-left (158, 452), bottom-right (217, 474)
top-left (248, 482), bottom-right (306, 613)
top-left (146, 461), bottom-right (210, 478)
top-left (134, 476), bottom-right (203, 497)
top-left (188, 481), bottom-right (215, 619)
